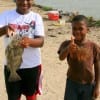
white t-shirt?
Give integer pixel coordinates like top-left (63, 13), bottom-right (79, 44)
top-left (0, 9), bottom-right (44, 69)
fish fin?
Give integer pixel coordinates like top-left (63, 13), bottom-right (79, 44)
top-left (8, 72), bottom-right (21, 82)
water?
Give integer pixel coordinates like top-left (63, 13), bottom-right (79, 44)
top-left (35, 0), bottom-right (100, 20)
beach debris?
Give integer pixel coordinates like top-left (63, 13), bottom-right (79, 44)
top-left (59, 19), bottom-right (66, 26)
top-left (48, 28), bottom-right (54, 31)
top-left (57, 32), bottom-right (62, 34)
top-left (88, 17), bottom-right (100, 27)
top-left (47, 10), bottom-right (59, 21)
top-left (5, 34), bottom-right (24, 82)
top-left (33, 4), bottom-right (53, 11)
top-left (48, 34), bottom-right (57, 37)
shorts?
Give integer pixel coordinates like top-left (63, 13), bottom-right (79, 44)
top-left (64, 78), bottom-right (94, 100)
top-left (4, 65), bottom-right (42, 100)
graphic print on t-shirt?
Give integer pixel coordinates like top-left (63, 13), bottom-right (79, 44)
top-left (9, 20), bottom-right (35, 38)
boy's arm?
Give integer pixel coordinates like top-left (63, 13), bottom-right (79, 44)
top-left (19, 36), bottom-right (44, 48)
top-left (58, 37), bottom-right (78, 60)
top-left (94, 61), bottom-right (100, 88)
top-left (19, 13), bottom-right (45, 48)
top-left (0, 26), bottom-right (7, 36)
top-left (93, 46), bottom-right (100, 98)
top-left (93, 61), bottom-right (100, 98)
top-left (94, 46), bottom-right (100, 87)
top-left (58, 41), bottom-right (70, 60)
top-left (0, 25), bottom-right (15, 37)
top-left (28, 36), bottom-right (44, 47)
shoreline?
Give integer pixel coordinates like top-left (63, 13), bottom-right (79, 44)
top-left (33, 4), bottom-right (100, 27)
top-left (35, 0), bottom-right (100, 20)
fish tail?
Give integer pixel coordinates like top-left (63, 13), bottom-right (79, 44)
top-left (8, 72), bottom-right (21, 82)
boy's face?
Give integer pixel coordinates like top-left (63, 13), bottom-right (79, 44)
top-left (72, 21), bottom-right (88, 42)
top-left (16, 0), bottom-right (33, 14)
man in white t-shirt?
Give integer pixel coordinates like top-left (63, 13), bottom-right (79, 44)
top-left (0, 0), bottom-right (44, 100)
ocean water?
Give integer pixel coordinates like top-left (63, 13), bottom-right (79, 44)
top-left (35, 0), bottom-right (100, 20)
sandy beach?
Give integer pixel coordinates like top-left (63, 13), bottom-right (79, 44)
top-left (0, 0), bottom-right (100, 100)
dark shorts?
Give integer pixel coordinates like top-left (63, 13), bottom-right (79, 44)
top-left (4, 65), bottom-right (42, 100)
top-left (64, 78), bottom-right (94, 100)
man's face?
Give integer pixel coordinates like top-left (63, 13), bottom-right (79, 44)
top-left (16, 0), bottom-right (33, 14)
top-left (72, 21), bottom-right (88, 42)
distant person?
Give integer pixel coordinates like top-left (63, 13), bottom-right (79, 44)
top-left (58, 15), bottom-right (100, 100)
top-left (0, 0), bottom-right (44, 100)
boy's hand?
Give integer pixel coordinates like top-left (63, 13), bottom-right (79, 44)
top-left (19, 37), bottom-right (30, 48)
top-left (92, 86), bottom-right (100, 99)
top-left (6, 24), bottom-right (16, 37)
top-left (68, 36), bottom-right (78, 58)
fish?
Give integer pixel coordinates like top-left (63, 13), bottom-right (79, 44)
top-left (5, 35), bottom-right (24, 82)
